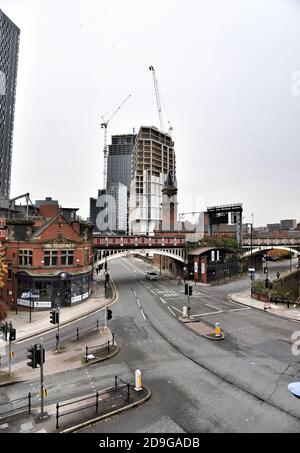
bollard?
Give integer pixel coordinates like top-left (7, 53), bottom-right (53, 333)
top-left (112, 332), bottom-right (115, 346)
top-left (182, 306), bottom-right (188, 318)
top-left (85, 346), bottom-right (88, 363)
top-left (134, 369), bottom-right (142, 391)
top-left (96, 391), bottom-right (99, 414)
top-left (56, 403), bottom-right (60, 430)
top-left (97, 320), bottom-right (99, 331)
top-left (107, 340), bottom-right (110, 354)
top-left (115, 375), bottom-right (118, 389)
top-left (76, 328), bottom-right (79, 341)
top-left (28, 392), bottom-right (31, 414)
top-left (215, 322), bottom-right (221, 337)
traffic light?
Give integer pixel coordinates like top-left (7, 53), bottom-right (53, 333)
top-left (185, 283), bottom-right (189, 295)
top-left (36, 346), bottom-right (45, 366)
top-left (9, 328), bottom-right (16, 342)
top-left (50, 309), bottom-right (58, 325)
top-left (107, 309), bottom-right (112, 320)
top-left (265, 279), bottom-right (269, 288)
top-left (105, 273), bottom-right (110, 282)
top-left (188, 285), bottom-right (193, 296)
top-left (27, 344), bottom-right (37, 368)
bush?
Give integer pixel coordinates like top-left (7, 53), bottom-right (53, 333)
top-left (0, 303), bottom-right (7, 321)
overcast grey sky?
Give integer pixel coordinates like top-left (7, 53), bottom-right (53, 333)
top-left (2, 0), bottom-right (300, 226)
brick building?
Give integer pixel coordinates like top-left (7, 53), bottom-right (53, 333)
top-left (0, 198), bottom-right (94, 310)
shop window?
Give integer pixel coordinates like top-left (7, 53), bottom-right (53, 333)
top-left (19, 250), bottom-right (33, 266)
top-left (61, 250), bottom-right (74, 266)
top-left (44, 250), bottom-right (58, 266)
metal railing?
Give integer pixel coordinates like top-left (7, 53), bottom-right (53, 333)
top-left (55, 376), bottom-right (130, 430)
top-left (85, 333), bottom-right (115, 362)
top-left (58, 319), bottom-right (102, 345)
top-left (0, 393), bottom-right (31, 419)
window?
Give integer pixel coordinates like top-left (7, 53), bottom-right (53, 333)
top-left (19, 250), bottom-right (33, 266)
top-left (44, 250), bottom-right (58, 267)
top-left (61, 250), bottom-right (74, 266)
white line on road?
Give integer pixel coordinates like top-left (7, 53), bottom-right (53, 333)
top-left (137, 299), bottom-right (141, 307)
top-left (229, 307), bottom-right (252, 312)
top-left (171, 306), bottom-right (183, 315)
top-left (205, 304), bottom-right (222, 311)
top-left (160, 297), bottom-right (167, 304)
top-left (140, 309), bottom-right (146, 320)
top-left (133, 290), bottom-right (137, 297)
top-left (168, 306), bottom-right (176, 317)
top-left (191, 310), bottom-right (225, 318)
top-left (150, 289), bottom-right (156, 294)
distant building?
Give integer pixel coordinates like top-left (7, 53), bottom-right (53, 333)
top-left (267, 223), bottom-right (281, 232)
top-left (1, 197), bottom-right (94, 309)
top-left (129, 126), bottom-right (176, 235)
top-left (280, 219), bottom-right (297, 230)
top-left (0, 10), bottom-right (20, 202)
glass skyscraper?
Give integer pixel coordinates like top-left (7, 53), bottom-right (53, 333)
top-left (107, 134), bottom-right (136, 193)
top-left (0, 10), bottom-right (20, 201)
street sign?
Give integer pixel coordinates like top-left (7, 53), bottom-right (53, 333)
top-left (248, 268), bottom-right (255, 272)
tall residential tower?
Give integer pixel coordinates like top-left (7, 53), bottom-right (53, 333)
top-left (0, 10), bottom-right (20, 202)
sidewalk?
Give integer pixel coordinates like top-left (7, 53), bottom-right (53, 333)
top-left (0, 383), bottom-right (151, 433)
top-left (230, 289), bottom-right (300, 323)
top-left (5, 273), bottom-right (117, 343)
top-left (0, 326), bottom-right (118, 384)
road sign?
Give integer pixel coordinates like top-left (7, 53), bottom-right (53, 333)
top-left (248, 268), bottom-right (255, 272)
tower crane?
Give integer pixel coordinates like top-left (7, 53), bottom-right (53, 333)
top-left (101, 94), bottom-right (132, 190)
top-left (149, 66), bottom-right (173, 136)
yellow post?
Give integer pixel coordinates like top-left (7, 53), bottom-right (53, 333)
top-left (134, 369), bottom-right (142, 391)
top-left (215, 323), bottom-right (221, 337)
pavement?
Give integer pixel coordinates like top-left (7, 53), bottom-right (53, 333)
top-left (0, 383), bottom-right (151, 433)
top-left (230, 289), bottom-right (300, 323)
top-left (4, 272), bottom-right (116, 342)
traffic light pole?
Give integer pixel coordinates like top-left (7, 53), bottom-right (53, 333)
top-left (40, 344), bottom-right (45, 419)
top-left (8, 323), bottom-right (12, 376)
top-left (104, 306), bottom-right (107, 330)
top-left (56, 307), bottom-right (60, 352)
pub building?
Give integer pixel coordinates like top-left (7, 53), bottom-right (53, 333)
top-left (1, 198), bottom-right (94, 310)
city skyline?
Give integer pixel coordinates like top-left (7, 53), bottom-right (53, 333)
top-left (1, 0), bottom-right (300, 226)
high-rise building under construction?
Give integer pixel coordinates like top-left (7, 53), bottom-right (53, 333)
top-left (129, 126), bottom-right (176, 235)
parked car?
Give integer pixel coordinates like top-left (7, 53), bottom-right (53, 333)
top-left (146, 271), bottom-right (159, 281)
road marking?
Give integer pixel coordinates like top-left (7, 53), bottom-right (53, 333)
top-left (205, 304), bottom-right (222, 311)
top-left (229, 307), bottom-right (252, 312)
top-left (160, 297), bottom-right (167, 304)
top-left (140, 309), bottom-right (146, 320)
top-left (0, 424), bottom-right (8, 430)
top-left (133, 290), bottom-right (137, 297)
top-left (191, 310), bottom-right (225, 318)
top-left (168, 306), bottom-right (176, 317)
top-left (150, 289), bottom-right (156, 294)
top-left (137, 299), bottom-right (141, 307)
top-left (171, 306), bottom-right (183, 315)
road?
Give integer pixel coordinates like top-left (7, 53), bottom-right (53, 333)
top-left (79, 256), bottom-right (300, 433)
top-left (1, 257), bottom-right (300, 432)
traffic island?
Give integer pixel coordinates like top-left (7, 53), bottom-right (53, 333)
top-left (203, 332), bottom-right (225, 341)
top-left (178, 316), bottom-right (225, 340)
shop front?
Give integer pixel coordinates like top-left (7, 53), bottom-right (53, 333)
top-left (16, 269), bottom-right (93, 310)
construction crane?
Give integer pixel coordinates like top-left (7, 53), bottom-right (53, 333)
top-left (149, 66), bottom-right (165, 133)
top-left (101, 94), bottom-right (132, 190)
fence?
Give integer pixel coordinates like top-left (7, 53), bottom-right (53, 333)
top-left (55, 376), bottom-right (130, 430)
top-left (0, 393), bottom-right (31, 419)
top-left (85, 333), bottom-right (115, 362)
top-left (58, 319), bottom-right (103, 345)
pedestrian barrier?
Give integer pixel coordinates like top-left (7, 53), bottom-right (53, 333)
top-left (85, 333), bottom-right (115, 362)
top-left (55, 376), bottom-right (130, 430)
top-left (58, 319), bottom-right (102, 346)
top-left (0, 393), bottom-right (31, 419)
